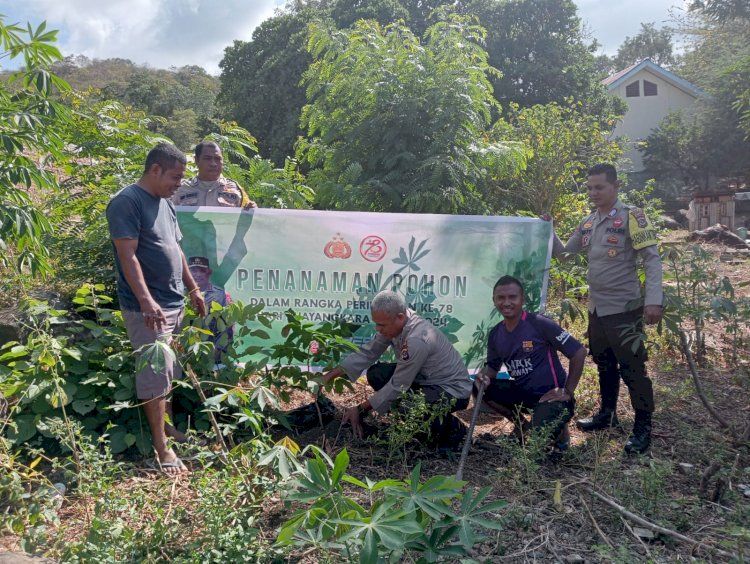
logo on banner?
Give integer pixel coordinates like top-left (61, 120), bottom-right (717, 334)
top-left (360, 235), bottom-right (387, 262)
top-left (324, 234), bottom-right (352, 259)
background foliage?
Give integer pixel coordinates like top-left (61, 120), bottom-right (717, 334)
top-left (297, 15), bottom-right (527, 214)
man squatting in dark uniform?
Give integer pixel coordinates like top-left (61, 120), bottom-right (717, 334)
top-left (319, 290), bottom-right (472, 447)
top-left (550, 163), bottom-right (663, 454)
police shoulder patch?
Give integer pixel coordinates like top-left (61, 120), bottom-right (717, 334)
top-left (628, 208), bottom-right (658, 250)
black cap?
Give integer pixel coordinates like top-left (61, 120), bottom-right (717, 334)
top-left (188, 256), bottom-right (210, 269)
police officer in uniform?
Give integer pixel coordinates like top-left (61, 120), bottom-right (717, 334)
top-left (172, 140), bottom-right (257, 209)
top-left (550, 163), bottom-right (663, 454)
top-left (188, 256), bottom-right (234, 362)
top-left (320, 290), bottom-right (472, 447)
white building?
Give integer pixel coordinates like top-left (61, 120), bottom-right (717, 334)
top-left (603, 59), bottom-right (704, 172)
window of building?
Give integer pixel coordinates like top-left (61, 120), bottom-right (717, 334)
top-left (625, 81), bottom-right (640, 97)
top-left (644, 80), bottom-right (658, 96)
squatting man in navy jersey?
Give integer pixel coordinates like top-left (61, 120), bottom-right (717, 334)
top-left (319, 290), bottom-right (473, 448)
top-left (475, 276), bottom-right (586, 458)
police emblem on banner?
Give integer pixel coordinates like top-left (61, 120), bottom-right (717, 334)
top-left (523, 340), bottom-right (533, 352)
top-left (324, 233), bottom-right (352, 259)
top-left (400, 342), bottom-right (410, 361)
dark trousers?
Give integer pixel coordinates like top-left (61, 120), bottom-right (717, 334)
top-left (366, 363), bottom-right (469, 446)
top-left (482, 380), bottom-right (574, 444)
top-left (588, 308), bottom-right (654, 413)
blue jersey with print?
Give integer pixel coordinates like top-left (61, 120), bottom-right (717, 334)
top-left (486, 312), bottom-right (583, 397)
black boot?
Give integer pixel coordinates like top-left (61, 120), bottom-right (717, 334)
top-left (624, 410), bottom-right (652, 455)
top-left (576, 409), bottom-right (619, 432)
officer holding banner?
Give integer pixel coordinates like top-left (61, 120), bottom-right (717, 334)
top-left (549, 163), bottom-right (663, 455)
top-left (172, 140), bottom-right (257, 209)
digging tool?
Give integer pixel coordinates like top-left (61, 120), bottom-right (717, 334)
top-left (456, 379), bottom-right (486, 481)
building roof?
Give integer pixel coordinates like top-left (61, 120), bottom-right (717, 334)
top-left (602, 58), bottom-right (705, 98)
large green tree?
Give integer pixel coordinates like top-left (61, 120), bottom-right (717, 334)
top-left (643, 5), bottom-right (750, 188)
top-left (460, 0), bottom-right (615, 115)
top-left (219, 10), bottom-right (314, 165)
top-left (489, 101), bottom-right (623, 215)
top-left (219, 0), bottom-right (616, 163)
top-left (297, 16), bottom-right (525, 213)
top-left (610, 23), bottom-right (676, 72)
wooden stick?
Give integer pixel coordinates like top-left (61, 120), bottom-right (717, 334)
top-left (678, 330), bottom-right (735, 436)
top-left (184, 364), bottom-right (231, 454)
top-left (585, 486), bottom-right (737, 559)
top-left (620, 515), bottom-right (652, 559)
top-left (456, 380), bottom-right (485, 481)
top-left (579, 494), bottom-right (613, 549)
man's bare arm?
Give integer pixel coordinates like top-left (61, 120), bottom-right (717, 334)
top-left (112, 238), bottom-right (165, 330)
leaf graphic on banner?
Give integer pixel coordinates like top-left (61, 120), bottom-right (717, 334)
top-left (394, 247), bottom-right (409, 265)
top-left (393, 237), bottom-right (431, 274)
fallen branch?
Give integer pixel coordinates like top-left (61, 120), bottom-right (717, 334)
top-left (582, 484), bottom-right (737, 559)
top-left (579, 494), bottom-right (613, 549)
top-left (620, 515), bottom-right (652, 559)
top-left (677, 330), bottom-right (736, 439)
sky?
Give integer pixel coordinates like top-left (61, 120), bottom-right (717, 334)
top-left (0, 0), bottom-right (686, 75)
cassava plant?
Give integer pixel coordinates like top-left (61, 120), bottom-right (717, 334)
top-left (660, 244), bottom-right (749, 442)
top-left (276, 447), bottom-right (507, 563)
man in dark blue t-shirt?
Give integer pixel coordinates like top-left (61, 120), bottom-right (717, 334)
top-left (476, 276), bottom-right (586, 454)
top-left (107, 143), bottom-right (207, 475)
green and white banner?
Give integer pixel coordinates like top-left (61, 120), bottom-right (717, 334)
top-left (176, 208), bottom-right (553, 366)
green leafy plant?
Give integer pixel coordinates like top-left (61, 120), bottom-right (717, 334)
top-left (298, 15), bottom-right (526, 214)
top-left (659, 244), bottom-right (750, 441)
top-left (276, 447), bottom-right (506, 563)
top-left (0, 17), bottom-right (70, 281)
top-left (376, 390), bottom-right (455, 470)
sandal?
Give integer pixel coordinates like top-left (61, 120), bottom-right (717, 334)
top-left (146, 456), bottom-right (188, 476)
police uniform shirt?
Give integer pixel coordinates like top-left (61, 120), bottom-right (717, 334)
top-left (171, 176), bottom-right (249, 208)
top-left (487, 311), bottom-right (583, 398)
top-left (552, 199), bottom-right (663, 316)
top-left (339, 310), bottom-right (472, 414)
top-left (203, 284), bottom-right (229, 309)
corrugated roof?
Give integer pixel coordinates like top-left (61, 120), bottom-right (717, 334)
top-left (602, 61), bottom-right (640, 87)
